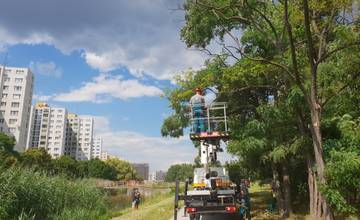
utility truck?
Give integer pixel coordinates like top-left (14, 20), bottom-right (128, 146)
top-left (173, 88), bottom-right (251, 220)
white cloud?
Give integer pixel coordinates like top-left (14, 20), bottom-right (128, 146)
top-left (0, 0), bottom-right (205, 80)
top-left (33, 94), bottom-right (53, 102)
top-left (89, 115), bottom-right (234, 171)
top-left (52, 74), bottom-right (163, 103)
top-left (98, 130), bottom-right (196, 171)
top-left (30, 61), bottom-right (63, 78)
top-left (90, 115), bottom-right (111, 134)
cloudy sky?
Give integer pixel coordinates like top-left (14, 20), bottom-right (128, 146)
top-left (0, 0), bottom-right (233, 171)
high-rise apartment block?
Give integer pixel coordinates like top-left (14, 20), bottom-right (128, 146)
top-left (100, 151), bottom-right (109, 161)
top-left (65, 114), bottom-right (93, 160)
top-left (26, 103), bottom-right (67, 158)
top-left (0, 66), bottom-right (33, 151)
top-left (92, 137), bottom-right (102, 159)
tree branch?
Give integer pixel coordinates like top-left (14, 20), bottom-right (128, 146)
top-left (317, 41), bottom-right (360, 64)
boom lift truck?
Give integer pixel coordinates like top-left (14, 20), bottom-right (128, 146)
top-left (173, 89), bottom-right (251, 220)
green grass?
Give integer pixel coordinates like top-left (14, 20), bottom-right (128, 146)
top-left (111, 192), bottom-right (176, 220)
top-left (250, 182), bottom-right (313, 220)
top-left (0, 167), bottom-right (108, 220)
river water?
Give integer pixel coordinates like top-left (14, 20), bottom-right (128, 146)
top-left (105, 187), bottom-right (171, 211)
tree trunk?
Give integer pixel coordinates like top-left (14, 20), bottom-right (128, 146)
top-left (306, 154), bottom-right (315, 216)
top-left (282, 163), bottom-right (292, 217)
top-left (272, 166), bottom-right (284, 216)
top-left (302, 0), bottom-right (334, 219)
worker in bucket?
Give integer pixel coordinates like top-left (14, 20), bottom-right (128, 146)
top-left (190, 87), bottom-right (206, 133)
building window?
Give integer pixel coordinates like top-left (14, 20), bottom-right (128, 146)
top-left (9, 127), bottom-right (16, 132)
top-left (11, 102), bottom-right (20, 107)
top-left (16, 70), bottom-right (24, 73)
top-left (0, 119), bottom-right (4, 123)
top-left (0, 102), bottom-right (6, 107)
top-left (13, 94), bottom-right (21, 99)
top-left (0, 110), bottom-right (5, 115)
top-left (14, 86), bottom-right (22, 91)
top-left (2, 94), bottom-right (8, 98)
top-left (4, 77), bottom-right (10, 82)
top-left (9, 119), bottom-right (17, 124)
top-left (15, 78), bottom-right (23, 83)
top-left (10, 111), bottom-right (18, 116)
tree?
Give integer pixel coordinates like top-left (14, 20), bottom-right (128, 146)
top-left (106, 158), bottom-right (137, 181)
top-left (177, 1), bottom-right (360, 218)
top-left (52, 155), bottom-right (79, 178)
top-left (0, 132), bottom-right (16, 152)
top-left (0, 132), bottom-right (18, 168)
top-left (88, 159), bottom-right (117, 180)
top-left (165, 164), bottom-right (194, 182)
top-left (20, 148), bottom-right (53, 172)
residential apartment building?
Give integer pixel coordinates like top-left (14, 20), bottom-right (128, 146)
top-left (26, 102), bottom-right (67, 158)
top-left (92, 137), bottom-right (102, 159)
top-left (153, 170), bottom-right (166, 181)
top-left (65, 114), bottom-right (93, 160)
top-left (100, 151), bottom-right (109, 161)
top-left (131, 163), bottom-right (149, 180)
top-left (0, 66), bottom-right (33, 151)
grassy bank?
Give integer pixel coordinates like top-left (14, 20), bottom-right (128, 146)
top-left (0, 167), bottom-right (108, 220)
top-left (110, 192), bottom-right (175, 220)
top-left (250, 182), bottom-right (311, 220)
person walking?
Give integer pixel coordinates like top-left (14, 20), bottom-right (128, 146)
top-left (132, 188), bottom-right (141, 209)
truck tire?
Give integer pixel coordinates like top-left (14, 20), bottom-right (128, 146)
top-left (195, 214), bottom-right (200, 220)
top-left (239, 214), bottom-right (244, 220)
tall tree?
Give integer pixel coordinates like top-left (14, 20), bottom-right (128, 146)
top-left (178, 1), bottom-right (360, 218)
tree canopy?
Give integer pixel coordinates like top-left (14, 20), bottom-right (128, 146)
top-left (162, 0), bottom-right (360, 218)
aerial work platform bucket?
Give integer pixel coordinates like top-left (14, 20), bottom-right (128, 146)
top-left (189, 102), bottom-right (230, 141)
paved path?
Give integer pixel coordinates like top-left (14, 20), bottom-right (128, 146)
top-left (171, 208), bottom-right (240, 220)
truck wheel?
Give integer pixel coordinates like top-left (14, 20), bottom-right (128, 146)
top-left (189, 214), bottom-right (195, 220)
top-left (239, 214), bottom-right (244, 220)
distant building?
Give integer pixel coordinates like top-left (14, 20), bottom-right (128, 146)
top-left (131, 163), bottom-right (149, 180)
top-left (26, 102), bottom-right (67, 158)
top-left (100, 151), bottom-right (109, 161)
top-left (91, 137), bottom-right (102, 159)
top-left (155, 170), bottom-right (166, 181)
top-left (64, 113), bottom-right (93, 160)
top-left (0, 66), bottom-right (34, 151)
top-left (150, 170), bottom-right (167, 181)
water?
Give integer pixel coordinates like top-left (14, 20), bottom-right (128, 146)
top-left (105, 187), bottom-right (171, 211)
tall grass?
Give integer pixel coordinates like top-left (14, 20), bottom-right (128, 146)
top-left (0, 167), bottom-right (108, 220)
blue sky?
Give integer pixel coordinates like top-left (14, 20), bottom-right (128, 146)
top-left (0, 0), bottom-right (233, 171)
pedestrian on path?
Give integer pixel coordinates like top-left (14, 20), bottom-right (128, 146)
top-left (132, 188), bottom-right (141, 209)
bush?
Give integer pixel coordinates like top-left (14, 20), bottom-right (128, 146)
top-left (0, 167), bottom-right (107, 220)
